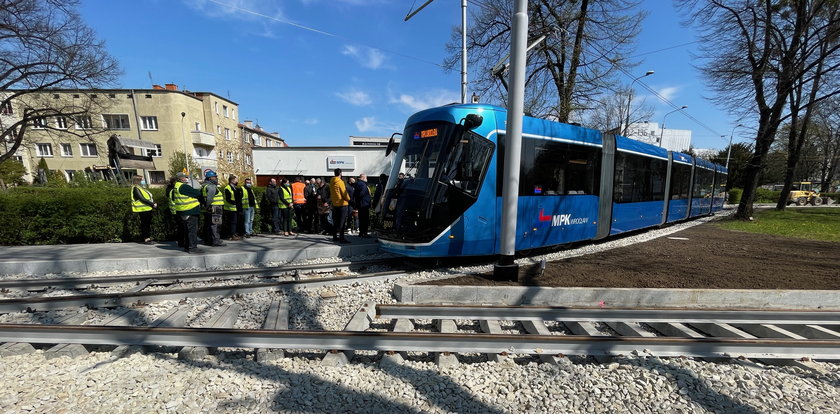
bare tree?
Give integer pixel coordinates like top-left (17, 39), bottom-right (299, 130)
top-left (584, 87), bottom-right (654, 133)
top-left (446, 0), bottom-right (646, 122)
top-left (812, 97), bottom-right (840, 192)
top-left (679, 0), bottom-right (840, 220)
top-left (0, 0), bottom-right (120, 163)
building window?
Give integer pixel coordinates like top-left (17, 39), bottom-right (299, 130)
top-left (194, 122), bottom-right (201, 131)
top-left (144, 94), bottom-right (152, 99)
top-left (227, 152), bottom-right (233, 163)
top-left (32, 118), bottom-right (47, 129)
top-left (149, 171), bottom-right (166, 185)
top-left (245, 154), bottom-right (252, 165)
top-left (145, 144), bottom-right (162, 157)
top-left (65, 170), bottom-right (75, 181)
top-left (231, 109), bottom-right (235, 120)
top-left (0, 100), bottom-right (12, 114)
top-left (224, 128), bottom-right (230, 140)
top-left (74, 116), bottom-right (93, 129)
top-left (140, 116), bottom-right (158, 130)
top-left (223, 105), bottom-right (228, 117)
top-left (60, 143), bottom-right (73, 157)
top-left (233, 130), bottom-right (237, 141)
top-left (214, 102), bottom-right (218, 114)
top-left (217, 125), bottom-right (221, 135)
top-left (79, 143), bottom-right (98, 157)
top-left (252, 134), bottom-right (260, 146)
top-left (36, 143), bottom-right (53, 157)
top-left (55, 117), bottom-right (68, 129)
top-left (103, 114), bottom-right (130, 130)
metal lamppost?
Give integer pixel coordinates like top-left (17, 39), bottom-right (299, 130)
top-left (725, 123), bottom-right (743, 170)
top-left (623, 70), bottom-right (654, 136)
top-left (658, 105), bottom-right (687, 147)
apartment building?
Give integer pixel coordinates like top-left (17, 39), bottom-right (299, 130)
top-left (1, 85), bottom-right (278, 185)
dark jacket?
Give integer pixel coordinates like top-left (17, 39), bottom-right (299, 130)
top-left (346, 181), bottom-right (356, 208)
top-left (266, 183), bottom-right (279, 206)
top-left (224, 184), bottom-right (243, 212)
top-left (353, 180), bottom-right (371, 208)
top-left (317, 183), bottom-right (331, 212)
top-left (304, 182), bottom-right (317, 206)
top-left (372, 182), bottom-right (385, 210)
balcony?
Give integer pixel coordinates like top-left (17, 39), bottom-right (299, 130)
top-left (194, 157), bottom-right (217, 170)
top-left (191, 130), bottom-right (216, 147)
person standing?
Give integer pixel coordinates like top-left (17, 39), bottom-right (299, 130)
top-left (223, 175), bottom-right (241, 241)
top-left (131, 175), bottom-right (157, 244)
top-left (201, 170), bottom-right (224, 247)
top-left (316, 177), bottom-right (332, 235)
top-left (279, 178), bottom-right (294, 236)
top-left (165, 177), bottom-right (183, 248)
top-left (354, 173), bottom-right (372, 238)
top-left (305, 178), bottom-right (318, 233)
top-left (291, 176), bottom-right (307, 233)
top-left (173, 172), bottom-right (203, 254)
top-left (346, 176), bottom-right (357, 234)
top-left (241, 178), bottom-right (257, 237)
top-left (266, 178), bottom-right (281, 234)
top-left (329, 168), bottom-right (351, 243)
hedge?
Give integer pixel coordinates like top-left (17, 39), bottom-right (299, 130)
top-left (0, 186), bottom-right (271, 245)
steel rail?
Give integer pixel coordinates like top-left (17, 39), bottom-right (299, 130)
top-left (376, 304), bottom-right (840, 326)
top-left (0, 271), bottom-right (408, 313)
top-left (0, 324), bottom-right (838, 359)
top-left (0, 258), bottom-right (398, 291)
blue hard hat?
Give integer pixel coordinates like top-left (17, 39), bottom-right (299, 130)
top-left (205, 170), bottom-right (217, 179)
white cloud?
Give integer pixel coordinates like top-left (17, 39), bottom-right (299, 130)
top-left (389, 89), bottom-right (460, 112)
top-left (355, 117), bottom-right (401, 133)
top-left (303, 118), bottom-right (319, 125)
top-left (336, 88), bottom-right (372, 106)
top-left (658, 86), bottom-right (680, 101)
top-left (342, 45), bottom-right (387, 70)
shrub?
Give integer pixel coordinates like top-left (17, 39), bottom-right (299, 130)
top-left (728, 188), bottom-right (743, 204)
top-left (754, 188), bottom-right (781, 203)
top-left (0, 185), bottom-right (271, 245)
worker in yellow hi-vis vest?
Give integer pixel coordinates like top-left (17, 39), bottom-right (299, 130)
top-left (131, 175), bottom-right (157, 244)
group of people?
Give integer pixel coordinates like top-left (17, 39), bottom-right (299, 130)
top-left (263, 169), bottom-right (374, 244)
top-left (130, 168), bottom-right (383, 253)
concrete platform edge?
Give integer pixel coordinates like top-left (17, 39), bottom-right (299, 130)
top-left (394, 283), bottom-right (840, 310)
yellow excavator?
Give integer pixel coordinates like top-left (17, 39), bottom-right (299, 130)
top-left (787, 182), bottom-right (823, 206)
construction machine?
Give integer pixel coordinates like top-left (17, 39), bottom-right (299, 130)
top-left (787, 182), bottom-right (823, 206)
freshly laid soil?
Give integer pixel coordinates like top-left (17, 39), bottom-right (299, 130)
top-left (421, 224), bottom-right (840, 290)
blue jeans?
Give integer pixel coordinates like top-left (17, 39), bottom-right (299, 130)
top-left (243, 207), bottom-right (255, 235)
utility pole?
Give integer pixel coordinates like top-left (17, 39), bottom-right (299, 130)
top-left (405, 0), bottom-right (468, 102)
top-left (494, 0), bottom-right (528, 281)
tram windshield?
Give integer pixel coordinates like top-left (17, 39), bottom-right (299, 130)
top-left (396, 122), bottom-right (456, 192)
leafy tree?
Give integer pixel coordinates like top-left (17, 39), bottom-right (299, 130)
top-left (678, 0), bottom-right (840, 220)
top-left (0, 158), bottom-right (26, 188)
top-left (0, 0), bottom-right (121, 163)
top-left (711, 142), bottom-right (753, 189)
top-left (446, 0), bottom-right (646, 122)
top-left (167, 151), bottom-right (202, 181)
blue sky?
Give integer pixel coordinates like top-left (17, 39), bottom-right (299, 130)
top-left (78, 0), bottom-right (741, 151)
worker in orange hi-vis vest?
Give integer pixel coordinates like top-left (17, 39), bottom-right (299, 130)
top-left (290, 175), bottom-right (308, 233)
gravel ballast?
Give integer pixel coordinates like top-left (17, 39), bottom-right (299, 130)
top-left (1, 210), bottom-right (839, 413)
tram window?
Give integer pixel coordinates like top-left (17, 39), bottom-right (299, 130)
top-left (669, 163), bottom-right (692, 200)
top-left (613, 152), bottom-right (668, 203)
top-left (692, 167), bottom-right (715, 198)
top-left (520, 139), bottom-right (601, 196)
top-left (440, 131), bottom-right (495, 196)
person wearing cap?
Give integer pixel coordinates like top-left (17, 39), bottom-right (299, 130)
top-left (131, 175), bottom-right (157, 244)
top-left (201, 170), bottom-right (224, 247)
top-left (173, 172), bottom-right (204, 254)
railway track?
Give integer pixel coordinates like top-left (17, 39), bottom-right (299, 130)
top-left (0, 258), bottom-right (400, 291)
top-left (1, 304), bottom-right (838, 362)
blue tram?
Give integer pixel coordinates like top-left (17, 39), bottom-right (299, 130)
top-left (375, 104), bottom-right (727, 257)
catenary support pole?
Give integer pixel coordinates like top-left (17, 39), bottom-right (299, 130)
top-left (494, 0), bottom-right (528, 281)
top-left (461, 0), bottom-right (468, 103)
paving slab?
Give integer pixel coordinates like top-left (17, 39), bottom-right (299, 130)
top-left (0, 233), bottom-right (379, 276)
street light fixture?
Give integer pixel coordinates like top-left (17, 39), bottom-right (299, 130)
top-left (725, 123), bottom-right (744, 170)
top-left (658, 105), bottom-right (687, 147)
top-left (624, 70), bottom-right (654, 136)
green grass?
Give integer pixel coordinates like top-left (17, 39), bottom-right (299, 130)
top-left (718, 208), bottom-right (840, 242)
